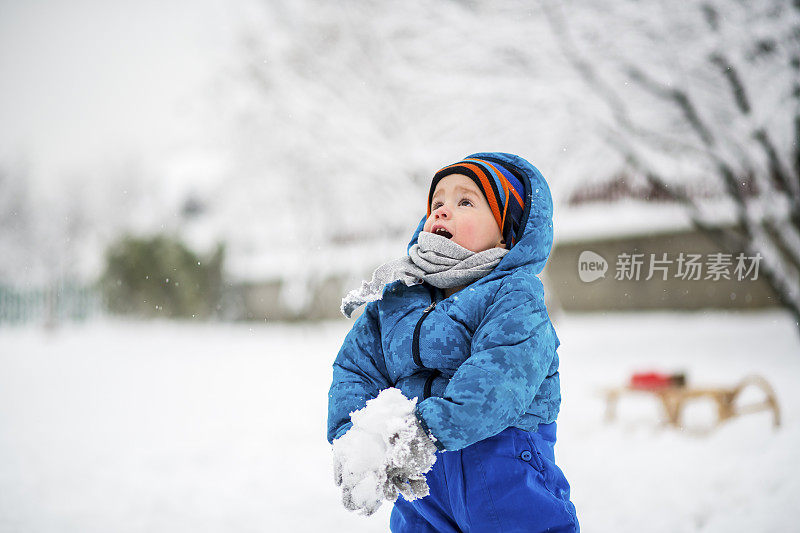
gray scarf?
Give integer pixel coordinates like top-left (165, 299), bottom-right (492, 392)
top-left (341, 232), bottom-right (507, 318)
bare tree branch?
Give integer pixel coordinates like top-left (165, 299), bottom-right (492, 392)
top-left (625, 66), bottom-right (716, 146)
top-left (791, 52), bottom-right (800, 203)
top-left (753, 128), bottom-right (800, 205)
top-left (708, 53), bottom-right (750, 114)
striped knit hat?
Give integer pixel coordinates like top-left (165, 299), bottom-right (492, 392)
top-left (427, 157), bottom-right (527, 247)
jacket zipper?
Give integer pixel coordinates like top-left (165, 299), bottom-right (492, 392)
top-left (414, 288), bottom-right (442, 399)
top-left (423, 370), bottom-right (441, 399)
top-left (412, 299), bottom-right (436, 368)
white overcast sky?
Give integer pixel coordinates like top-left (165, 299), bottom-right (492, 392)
top-left (0, 0), bottom-right (244, 184)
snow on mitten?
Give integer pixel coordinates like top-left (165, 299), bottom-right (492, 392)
top-left (333, 428), bottom-right (385, 515)
top-left (332, 388), bottom-right (438, 516)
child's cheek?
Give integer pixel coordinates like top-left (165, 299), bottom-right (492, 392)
top-left (457, 221), bottom-right (476, 247)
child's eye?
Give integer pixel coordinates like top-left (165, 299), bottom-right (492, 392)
top-left (431, 201), bottom-right (444, 210)
top-left (459, 199), bottom-right (473, 207)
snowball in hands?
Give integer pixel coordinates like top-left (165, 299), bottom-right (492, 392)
top-left (333, 388), bottom-right (438, 516)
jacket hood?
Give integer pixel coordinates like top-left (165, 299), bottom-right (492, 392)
top-left (408, 152), bottom-right (554, 275)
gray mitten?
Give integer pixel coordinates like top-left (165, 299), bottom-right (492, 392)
top-left (332, 388), bottom-right (438, 516)
top-left (383, 417), bottom-right (438, 501)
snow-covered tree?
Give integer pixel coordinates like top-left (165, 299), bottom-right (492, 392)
top-left (544, 0), bottom-right (800, 330)
top-left (220, 0), bottom-right (587, 254)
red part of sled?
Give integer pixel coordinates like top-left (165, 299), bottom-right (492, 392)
top-left (630, 372), bottom-right (675, 390)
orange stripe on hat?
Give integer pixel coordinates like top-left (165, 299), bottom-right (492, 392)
top-left (480, 161), bottom-right (514, 231)
top-left (460, 162), bottom-right (503, 228)
top-left (467, 159), bottom-right (523, 208)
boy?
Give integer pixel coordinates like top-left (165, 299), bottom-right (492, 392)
top-left (328, 152), bottom-right (579, 532)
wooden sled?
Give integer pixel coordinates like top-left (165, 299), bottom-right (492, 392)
top-left (604, 374), bottom-right (781, 430)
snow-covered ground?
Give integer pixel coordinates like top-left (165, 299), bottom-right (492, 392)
top-left (1, 311), bottom-right (798, 532)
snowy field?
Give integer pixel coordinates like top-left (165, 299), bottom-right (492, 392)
top-left (1, 311), bottom-right (799, 532)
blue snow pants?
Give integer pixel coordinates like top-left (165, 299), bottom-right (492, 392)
top-left (390, 424), bottom-right (579, 532)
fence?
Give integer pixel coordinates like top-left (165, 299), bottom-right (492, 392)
top-left (0, 282), bottom-right (101, 325)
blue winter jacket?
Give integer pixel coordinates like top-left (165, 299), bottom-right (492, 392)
top-left (327, 152), bottom-right (561, 451)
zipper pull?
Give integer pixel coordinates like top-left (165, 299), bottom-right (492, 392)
top-left (424, 301), bottom-right (437, 313)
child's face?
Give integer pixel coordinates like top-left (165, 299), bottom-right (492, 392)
top-left (423, 174), bottom-right (504, 253)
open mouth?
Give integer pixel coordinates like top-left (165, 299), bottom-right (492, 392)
top-left (432, 226), bottom-right (453, 239)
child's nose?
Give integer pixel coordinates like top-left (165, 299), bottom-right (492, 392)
top-left (434, 205), bottom-right (450, 218)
